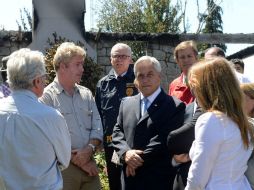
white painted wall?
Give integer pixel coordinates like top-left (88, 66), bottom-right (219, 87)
top-left (29, 0), bottom-right (96, 60)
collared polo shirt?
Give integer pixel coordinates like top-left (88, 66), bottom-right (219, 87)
top-left (40, 79), bottom-right (103, 149)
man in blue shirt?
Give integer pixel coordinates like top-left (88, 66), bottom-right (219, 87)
top-left (0, 48), bottom-right (71, 190)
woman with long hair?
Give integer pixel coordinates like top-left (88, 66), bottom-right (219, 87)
top-left (185, 58), bottom-right (253, 189)
top-left (241, 83), bottom-right (254, 189)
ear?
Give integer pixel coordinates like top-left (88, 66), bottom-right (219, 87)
top-left (33, 77), bottom-right (40, 89)
top-left (59, 62), bottom-right (67, 70)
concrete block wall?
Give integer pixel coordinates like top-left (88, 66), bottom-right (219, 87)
top-left (0, 31), bottom-right (181, 92)
top-left (0, 31), bottom-right (31, 63)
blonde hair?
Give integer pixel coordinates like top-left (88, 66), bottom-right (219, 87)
top-left (53, 42), bottom-right (86, 71)
top-left (174, 40), bottom-right (198, 61)
top-left (188, 57), bottom-right (251, 148)
top-left (241, 83), bottom-right (254, 118)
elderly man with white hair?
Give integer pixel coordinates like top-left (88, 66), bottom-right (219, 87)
top-left (0, 48), bottom-right (71, 190)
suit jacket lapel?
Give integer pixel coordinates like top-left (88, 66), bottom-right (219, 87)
top-left (133, 94), bottom-right (141, 122)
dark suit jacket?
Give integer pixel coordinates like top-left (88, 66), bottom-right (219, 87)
top-left (112, 89), bottom-right (185, 190)
top-left (167, 102), bottom-right (203, 190)
top-left (167, 103), bottom-right (203, 154)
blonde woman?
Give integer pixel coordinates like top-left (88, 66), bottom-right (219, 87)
top-left (185, 58), bottom-right (253, 190)
top-left (241, 83), bottom-right (254, 189)
top-left (241, 83), bottom-right (254, 119)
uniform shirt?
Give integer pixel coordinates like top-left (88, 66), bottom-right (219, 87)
top-left (0, 90), bottom-right (71, 190)
top-left (169, 73), bottom-right (195, 105)
top-left (95, 66), bottom-right (138, 147)
top-left (186, 112), bottom-right (252, 190)
top-left (40, 79), bottom-right (103, 149)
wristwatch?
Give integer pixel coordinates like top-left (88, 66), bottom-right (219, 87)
top-left (88, 143), bottom-right (96, 153)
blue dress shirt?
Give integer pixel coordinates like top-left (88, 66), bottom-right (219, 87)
top-left (0, 90), bottom-right (71, 190)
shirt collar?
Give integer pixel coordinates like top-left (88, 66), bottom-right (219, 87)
top-left (114, 71), bottom-right (127, 78)
top-left (180, 73), bottom-right (189, 84)
top-left (141, 87), bottom-right (161, 104)
top-left (53, 78), bottom-right (79, 95)
top-left (12, 89), bottom-right (38, 100)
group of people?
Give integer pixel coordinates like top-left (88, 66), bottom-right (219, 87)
top-left (0, 40), bottom-right (254, 190)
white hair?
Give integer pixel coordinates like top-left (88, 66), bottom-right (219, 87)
top-left (134, 56), bottom-right (161, 76)
top-left (111, 43), bottom-right (132, 56)
top-left (7, 48), bottom-right (46, 90)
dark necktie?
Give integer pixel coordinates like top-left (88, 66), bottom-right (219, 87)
top-left (117, 75), bottom-right (123, 81)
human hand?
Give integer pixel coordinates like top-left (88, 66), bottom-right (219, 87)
top-left (125, 149), bottom-right (144, 169)
top-left (80, 160), bottom-right (99, 176)
top-left (173, 154), bottom-right (190, 163)
top-left (126, 165), bottom-right (136, 177)
top-left (71, 146), bottom-right (93, 166)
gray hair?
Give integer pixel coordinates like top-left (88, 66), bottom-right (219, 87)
top-left (111, 43), bottom-right (132, 57)
top-left (7, 48), bottom-right (46, 90)
top-left (134, 56), bottom-right (161, 76)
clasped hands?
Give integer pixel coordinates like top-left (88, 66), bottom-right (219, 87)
top-left (173, 153), bottom-right (190, 164)
top-left (71, 146), bottom-right (99, 176)
top-left (125, 149), bottom-right (144, 177)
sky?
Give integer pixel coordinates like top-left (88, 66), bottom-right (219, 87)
top-left (0, 0), bottom-right (254, 56)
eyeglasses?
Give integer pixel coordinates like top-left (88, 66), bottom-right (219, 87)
top-left (111, 55), bottom-right (130, 59)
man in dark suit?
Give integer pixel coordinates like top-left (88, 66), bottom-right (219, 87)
top-left (112, 56), bottom-right (185, 190)
top-left (167, 102), bottom-right (203, 190)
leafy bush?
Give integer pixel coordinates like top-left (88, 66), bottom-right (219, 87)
top-left (94, 151), bottom-right (110, 190)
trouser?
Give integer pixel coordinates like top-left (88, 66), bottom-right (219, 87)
top-left (62, 163), bottom-right (101, 190)
top-left (104, 146), bottom-right (122, 190)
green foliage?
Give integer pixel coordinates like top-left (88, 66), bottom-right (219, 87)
top-left (144, 0), bottom-right (182, 33)
top-left (198, 0), bottom-right (227, 54)
top-left (16, 8), bottom-right (32, 31)
top-left (97, 0), bottom-right (145, 33)
top-left (97, 0), bottom-right (182, 59)
top-left (44, 32), bottom-right (103, 95)
top-left (94, 152), bottom-right (110, 190)
top-left (97, 0), bottom-right (182, 33)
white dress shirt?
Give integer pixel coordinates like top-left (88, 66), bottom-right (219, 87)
top-left (140, 87), bottom-right (161, 113)
top-left (235, 71), bottom-right (251, 84)
top-left (0, 90), bottom-right (71, 190)
top-left (186, 112), bottom-right (252, 190)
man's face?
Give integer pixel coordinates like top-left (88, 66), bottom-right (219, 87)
top-left (176, 47), bottom-right (198, 75)
top-left (135, 61), bottom-right (161, 97)
top-left (204, 48), bottom-right (221, 59)
top-left (62, 55), bottom-right (84, 84)
top-left (243, 93), bottom-right (254, 117)
top-left (111, 47), bottom-right (132, 75)
top-left (234, 64), bottom-right (244, 74)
